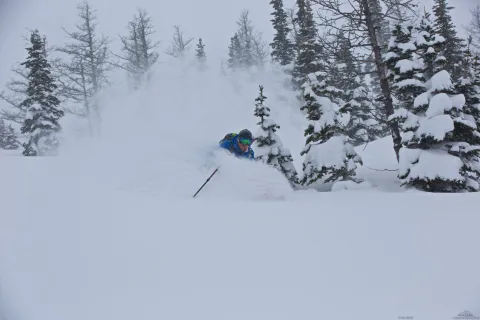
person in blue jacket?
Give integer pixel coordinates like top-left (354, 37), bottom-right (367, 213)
top-left (219, 129), bottom-right (255, 159)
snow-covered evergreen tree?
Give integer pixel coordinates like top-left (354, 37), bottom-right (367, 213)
top-left (292, 0), bottom-right (323, 89)
top-left (299, 72), bottom-right (363, 188)
top-left (0, 119), bottom-right (19, 150)
top-left (333, 31), bottom-right (379, 145)
top-left (432, 0), bottom-right (465, 81)
top-left (388, 11), bottom-right (480, 192)
top-left (269, 0), bottom-right (294, 66)
top-left (385, 22), bottom-right (425, 112)
top-left (313, 0), bottom-right (418, 161)
top-left (414, 11), bottom-right (445, 81)
top-left (253, 85), bottom-right (299, 187)
top-left (20, 30), bottom-right (64, 156)
top-left (390, 67), bottom-right (480, 191)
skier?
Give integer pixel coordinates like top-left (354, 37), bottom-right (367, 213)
top-left (219, 129), bottom-right (255, 159)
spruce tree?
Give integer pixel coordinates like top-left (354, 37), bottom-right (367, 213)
top-left (269, 0), bottom-right (294, 66)
top-left (432, 0), bottom-right (465, 81)
top-left (195, 38), bottom-right (207, 70)
top-left (253, 85), bottom-right (299, 187)
top-left (390, 45), bottom-right (480, 192)
top-left (334, 31), bottom-right (379, 145)
top-left (300, 72), bottom-right (362, 187)
top-left (414, 11), bottom-right (445, 81)
top-left (227, 34), bottom-right (242, 70)
top-left (385, 22), bottom-right (425, 112)
top-left (292, 0), bottom-right (323, 89)
top-left (0, 119), bottom-right (19, 150)
top-left (20, 30), bottom-right (64, 156)
top-left (196, 38), bottom-right (206, 60)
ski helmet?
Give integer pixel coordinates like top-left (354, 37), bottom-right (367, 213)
top-left (238, 129), bottom-right (253, 140)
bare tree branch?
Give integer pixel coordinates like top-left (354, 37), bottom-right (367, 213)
top-left (53, 0), bottom-right (114, 135)
top-left (114, 8), bottom-right (160, 88)
top-left (465, 5), bottom-right (480, 52)
top-left (165, 25), bottom-right (194, 58)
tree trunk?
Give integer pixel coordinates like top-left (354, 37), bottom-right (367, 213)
top-left (361, 0), bottom-right (402, 161)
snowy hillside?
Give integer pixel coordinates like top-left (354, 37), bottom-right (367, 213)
top-left (1, 131), bottom-right (480, 320)
top-left (1, 0), bottom-right (480, 319)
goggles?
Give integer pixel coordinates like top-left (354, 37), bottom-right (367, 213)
top-left (239, 138), bottom-right (253, 145)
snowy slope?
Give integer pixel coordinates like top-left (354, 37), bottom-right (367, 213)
top-left (1, 151), bottom-right (480, 320)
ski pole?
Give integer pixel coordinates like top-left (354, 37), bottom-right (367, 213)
top-left (193, 167), bottom-right (220, 198)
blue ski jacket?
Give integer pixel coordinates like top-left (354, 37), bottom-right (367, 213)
top-left (219, 135), bottom-right (255, 159)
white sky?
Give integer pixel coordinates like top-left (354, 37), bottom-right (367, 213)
top-left (0, 0), bottom-right (477, 111)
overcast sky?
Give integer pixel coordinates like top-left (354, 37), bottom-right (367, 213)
top-left (0, 0), bottom-right (477, 111)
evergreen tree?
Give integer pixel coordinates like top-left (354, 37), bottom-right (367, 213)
top-left (313, 0), bottom-right (418, 162)
top-left (300, 72), bottom-right (362, 188)
top-left (334, 31), bottom-right (379, 145)
top-left (432, 0), bottom-right (465, 81)
top-left (20, 30), bottom-right (64, 156)
top-left (362, 61), bottom-right (390, 137)
top-left (292, 0), bottom-right (323, 89)
top-left (227, 34), bottom-right (242, 70)
top-left (269, 0), bottom-right (295, 66)
top-left (0, 119), bottom-right (19, 150)
top-left (195, 38), bottom-right (207, 70)
top-left (414, 11), bottom-right (445, 81)
top-left (253, 85), bottom-right (299, 187)
top-left (196, 38), bottom-right (206, 61)
top-left (385, 22), bottom-right (425, 112)
top-left (390, 49), bottom-right (480, 192)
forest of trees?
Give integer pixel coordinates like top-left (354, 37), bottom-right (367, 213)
top-left (0, 0), bottom-right (479, 193)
